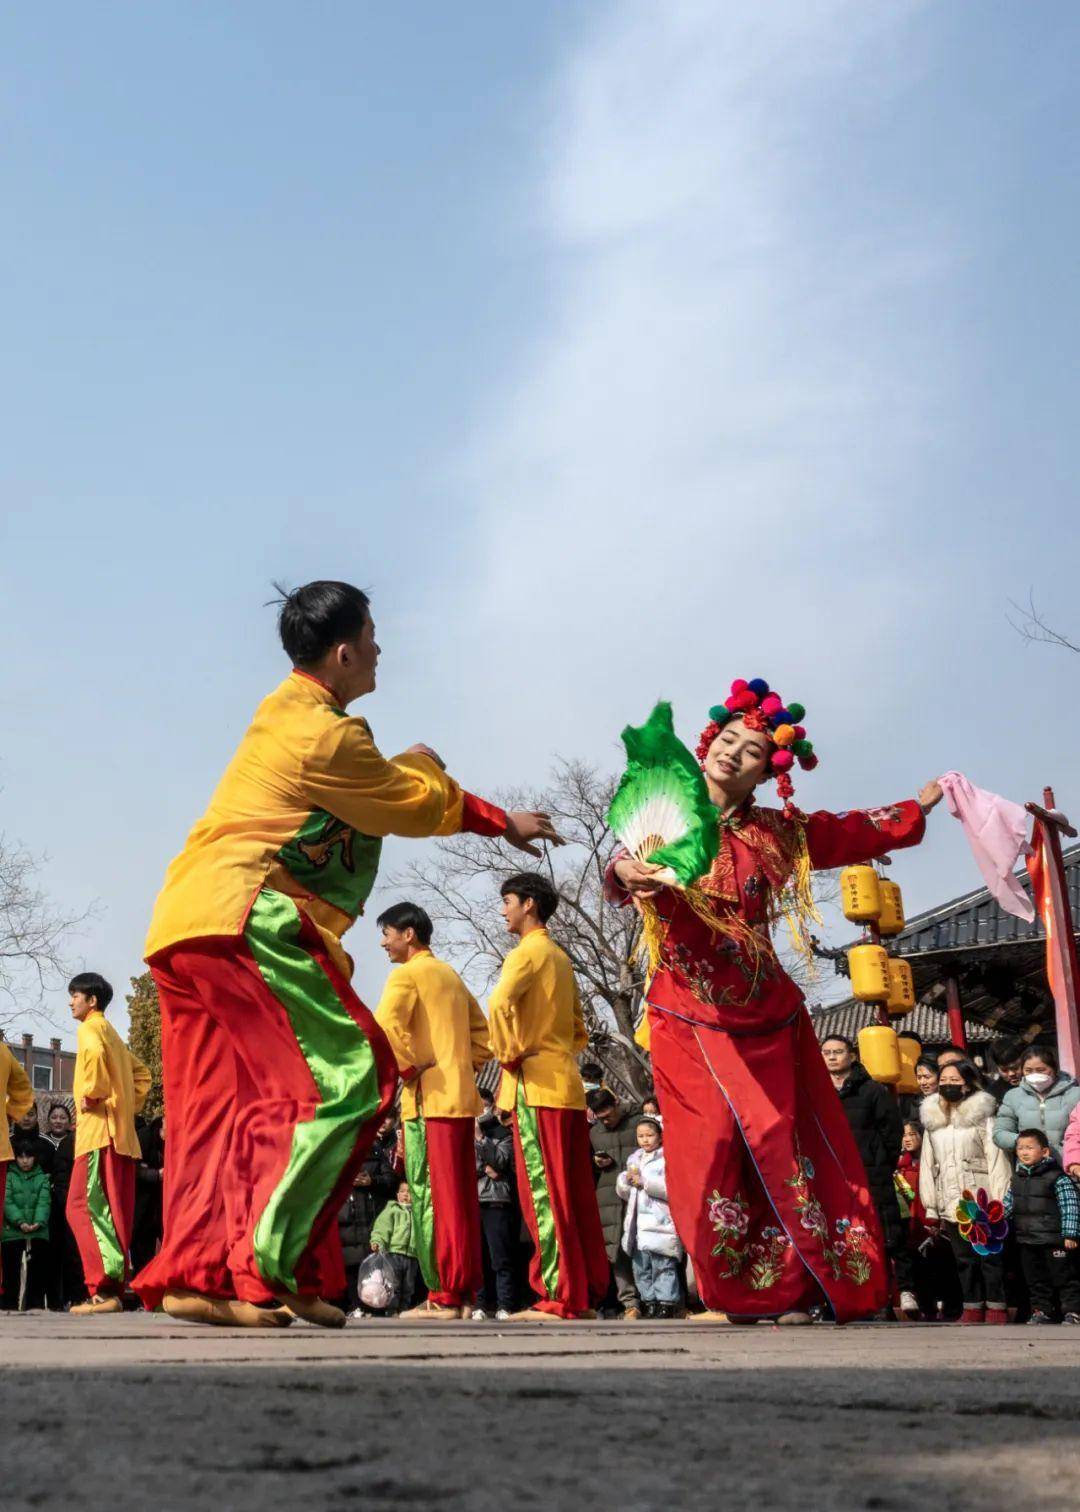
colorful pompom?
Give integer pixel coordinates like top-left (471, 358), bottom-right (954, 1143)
top-left (773, 708), bottom-right (791, 726)
top-left (786, 702), bottom-right (806, 722)
top-left (773, 724), bottom-right (796, 747)
top-left (747, 678), bottom-right (770, 698)
top-left (726, 690), bottom-right (757, 713)
top-left (771, 748), bottom-right (794, 773)
top-left (793, 725), bottom-right (806, 740)
top-left (730, 679), bottom-right (749, 695)
top-left (708, 705), bottom-right (732, 724)
top-left (759, 693), bottom-right (783, 717)
top-left (800, 753), bottom-right (819, 770)
top-left (792, 738), bottom-right (812, 759)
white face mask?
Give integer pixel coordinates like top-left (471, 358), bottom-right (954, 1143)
top-left (1024, 1072), bottom-right (1053, 1091)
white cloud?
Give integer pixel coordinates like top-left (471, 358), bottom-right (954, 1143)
top-left (459, 0), bottom-right (955, 756)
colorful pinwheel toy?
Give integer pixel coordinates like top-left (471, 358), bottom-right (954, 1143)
top-left (955, 1187), bottom-right (1008, 1256)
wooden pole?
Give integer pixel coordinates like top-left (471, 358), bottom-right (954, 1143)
top-left (945, 974), bottom-right (967, 1052)
top-left (1026, 788), bottom-right (1080, 1077)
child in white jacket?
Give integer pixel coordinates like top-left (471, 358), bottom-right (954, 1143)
top-left (616, 1117), bottom-right (684, 1317)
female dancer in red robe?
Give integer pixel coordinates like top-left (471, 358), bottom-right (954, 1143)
top-left (606, 678), bottom-right (942, 1323)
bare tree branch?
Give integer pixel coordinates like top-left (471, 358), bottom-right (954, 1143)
top-left (389, 760), bottom-right (651, 1099)
top-left (1008, 591), bottom-right (1080, 655)
top-left (0, 835), bottom-right (95, 1030)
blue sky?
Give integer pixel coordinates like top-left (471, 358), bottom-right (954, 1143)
top-left (2, 2), bottom-right (1079, 1043)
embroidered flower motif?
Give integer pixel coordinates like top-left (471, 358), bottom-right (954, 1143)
top-left (707, 1189), bottom-right (751, 1276)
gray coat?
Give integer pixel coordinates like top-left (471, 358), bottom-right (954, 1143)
top-left (590, 1107), bottom-right (641, 1258)
top-left (993, 1074), bottom-right (1080, 1160)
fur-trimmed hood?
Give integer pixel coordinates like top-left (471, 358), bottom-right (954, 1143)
top-left (920, 1089), bottom-right (997, 1133)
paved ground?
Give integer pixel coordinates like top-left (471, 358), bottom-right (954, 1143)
top-left (4, 1313), bottom-right (1079, 1511)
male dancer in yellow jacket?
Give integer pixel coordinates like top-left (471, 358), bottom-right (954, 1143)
top-left (136, 580), bottom-right (557, 1328)
top-left (375, 901), bottom-right (490, 1319)
top-left (1, 1036), bottom-right (35, 1303)
top-left (66, 972), bottom-right (152, 1315)
top-left (489, 872), bottom-right (608, 1319)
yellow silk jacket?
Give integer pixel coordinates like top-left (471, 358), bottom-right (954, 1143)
top-left (73, 1012), bottom-right (152, 1160)
top-left (145, 672), bottom-right (501, 973)
top-left (1, 1044), bottom-right (34, 1163)
top-left (375, 950), bottom-right (490, 1121)
top-left (489, 928), bottom-right (587, 1112)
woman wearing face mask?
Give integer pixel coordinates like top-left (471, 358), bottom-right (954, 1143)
top-left (920, 1059), bottom-right (1011, 1323)
top-left (993, 1047), bottom-right (1080, 1163)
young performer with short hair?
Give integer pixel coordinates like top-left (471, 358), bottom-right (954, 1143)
top-left (374, 901), bottom-right (490, 1319)
top-left (136, 581), bottom-right (558, 1328)
top-left (489, 872), bottom-right (608, 1320)
top-left (66, 972), bottom-right (151, 1316)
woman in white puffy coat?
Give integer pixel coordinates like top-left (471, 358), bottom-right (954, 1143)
top-left (919, 1059), bottom-right (1011, 1324)
top-left (616, 1117), bottom-right (684, 1317)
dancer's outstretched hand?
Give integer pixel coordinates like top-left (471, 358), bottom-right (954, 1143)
top-left (918, 779), bottom-right (944, 814)
top-left (404, 742), bottom-right (446, 770)
top-left (504, 810), bottom-right (564, 857)
top-left (614, 856), bottom-right (666, 898)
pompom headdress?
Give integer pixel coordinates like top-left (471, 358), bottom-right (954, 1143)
top-left (695, 677), bottom-right (818, 817)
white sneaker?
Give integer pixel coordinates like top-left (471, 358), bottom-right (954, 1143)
top-left (471, 1308), bottom-right (489, 1321)
top-left (899, 1291), bottom-right (919, 1315)
top-left (495, 1309), bottom-right (511, 1321)
top-left (348, 1308), bottom-right (367, 1320)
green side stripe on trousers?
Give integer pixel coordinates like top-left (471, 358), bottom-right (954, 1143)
top-left (404, 1116), bottom-right (439, 1292)
top-left (246, 888), bottom-right (381, 1292)
top-left (515, 1084), bottom-right (560, 1300)
top-left (86, 1149), bottom-right (125, 1285)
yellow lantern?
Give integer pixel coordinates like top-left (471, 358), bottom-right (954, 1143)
top-left (885, 957), bottom-right (916, 1017)
top-left (877, 880), bottom-right (906, 937)
top-left (858, 1024), bottom-right (901, 1085)
top-left (848, 943), bottom-right (890, 1002)
top-left (896, 1033), bottom-right (921, 1096)
top-left (840, 865), bottom-right (882, 924)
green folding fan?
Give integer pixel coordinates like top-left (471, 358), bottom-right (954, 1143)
top-left (606, 702), bottom-right (719, 887)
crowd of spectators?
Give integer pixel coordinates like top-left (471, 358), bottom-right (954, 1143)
top-left (7, 1036), bottom-right (1080, 1323)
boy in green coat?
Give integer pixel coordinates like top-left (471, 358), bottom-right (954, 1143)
top-left (2, 1143), bottom-right (52, 1310)
top-left (370, 1179), bottom-right (423, 1315)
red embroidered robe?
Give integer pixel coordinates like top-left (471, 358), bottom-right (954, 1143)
top-left (607, 798), bottom-right (925, 1321)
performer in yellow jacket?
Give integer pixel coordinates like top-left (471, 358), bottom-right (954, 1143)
top-left (1, 1036), bottom-right (35, 1302)
top-left (136, 581), bottom-right (557, 1328)
top-left (65, 972), bottom-right (152, 1316)
top-left (489, 872), bottom-right (608, 1319)
top-left (375, 902), bottom-right (490, 1319)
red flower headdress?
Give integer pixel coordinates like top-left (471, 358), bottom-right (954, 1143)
top-left (695, 677), bottom-right (818, 816)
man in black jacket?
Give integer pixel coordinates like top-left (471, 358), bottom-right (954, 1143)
top-left (822, 1036), bottom-right (914, 1316)
top-left (473, 1110), bottom-right (518, 1319)
top-left (587, 1088), bottom-right (641, 1319)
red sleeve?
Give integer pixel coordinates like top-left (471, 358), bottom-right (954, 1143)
top-left (461, 792), bottom-right (508, 836)
top-left (803, 798), bottom-right (926, 871)
top-left (603, 849), bottom-right (632, 907)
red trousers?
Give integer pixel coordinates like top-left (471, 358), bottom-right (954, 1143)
top-left (405, 1115), bottom-right (482, 1308)
top-left (135, 896), bottom-right (396, 1308)
top-left (67, 1147), bottom-right (136, 1296)
top-left (512, 1100), bottom-right (609, 1318)
top-left (651, 1006), bottom-right (888, 1322)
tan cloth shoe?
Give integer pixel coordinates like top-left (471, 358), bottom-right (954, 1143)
top-left (688, 1310), bottom-right (730, 1323)
top-left (399, 1299), bottom-right (461, 1320)
top-left (162, 1290), bottom-right (293, 1328)
top-left (776, 1311), bottom-right (812, 1326)
top-left (70, 1294), bottom-right (124, 1317)
top-left (278, 1294), bottom-right (347, 1329)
